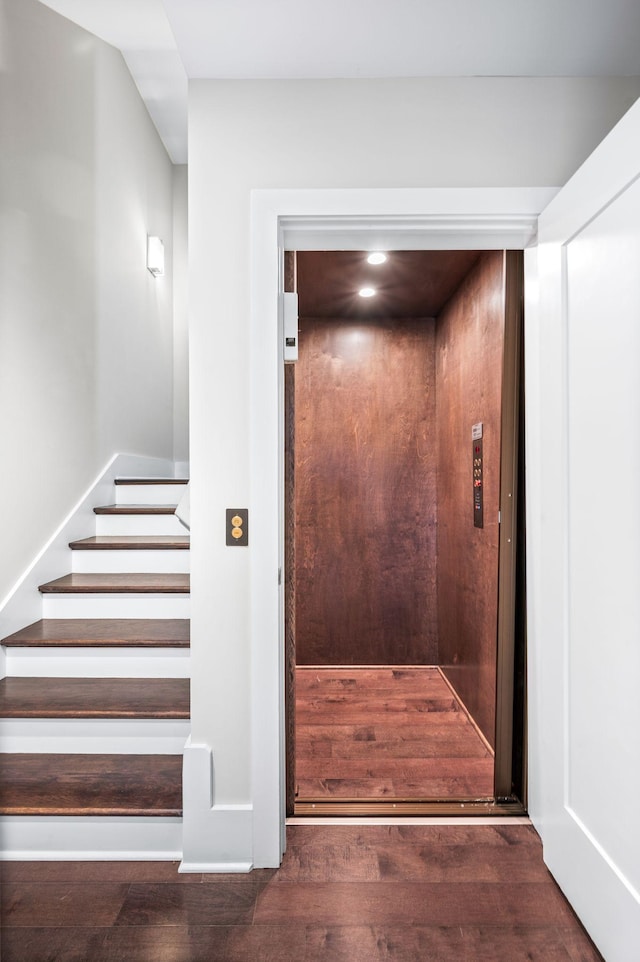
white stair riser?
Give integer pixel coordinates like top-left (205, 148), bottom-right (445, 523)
top-left (0, 815), bottom-right (183, 860)
top-left (0, 718), bottom-right (190, 754)
top-left (4, 647), bottom-right (190, 678)
top-left (42, 594), bottom-right (190, 619)
top-left (71, 549), bottom-right (190, 574)
top-left (96, 514), bottom-right (186, 536)
top-left (115, 483), bottom-right (187, 505)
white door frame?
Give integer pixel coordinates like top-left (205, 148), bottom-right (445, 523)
top-left (248, 186), bottom-right (558, 867)
top-left (525, 99), bottom-right (640, 962)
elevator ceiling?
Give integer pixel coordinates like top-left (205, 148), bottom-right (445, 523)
top-left (296, 250), bottom-right (483, 318)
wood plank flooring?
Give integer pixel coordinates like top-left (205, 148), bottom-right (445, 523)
top-left (0, 824), bottom-right (604, 961)
top-left (295, 667), bottom-right (494, 800)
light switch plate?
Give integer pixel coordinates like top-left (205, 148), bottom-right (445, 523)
top-left (226, 508), bottom-right (249, 546)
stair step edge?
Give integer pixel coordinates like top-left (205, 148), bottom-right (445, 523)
top-left (0, 703), bottom-right (190, 720)
top-left (115, 478), bottom-right (189, 485)
top-left (94, 505), bottom-right (178, 515)
top-left (69, 536), bottom-right (189, 550)
top-left (38, 574), bottom-right (190, 594)
top-left (3, 638), bottom-right (190, 648)
top-left (1, 619), bottom-right (190, 648)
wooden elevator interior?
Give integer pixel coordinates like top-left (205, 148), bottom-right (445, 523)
top-left (287, 249), bottom-right (524, 808)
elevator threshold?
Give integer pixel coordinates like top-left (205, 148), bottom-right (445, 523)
top-left (294, 799), bottom-right (526, 817)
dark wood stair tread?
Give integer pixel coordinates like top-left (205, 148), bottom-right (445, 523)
top-left (114, 478), bottom-right (188, 485)
top-left (0, 753), bottom-right (182, 816)
top-left (0, 677), bottom-right (190, 719)
top-left (38, 573), bottom-right (190, 594)
top-left (69, 536), bottom-right (189, 550)
top-left (1, 619), bottom-right (190, 648)
top-left (94, 504), bottom-right (178, 515)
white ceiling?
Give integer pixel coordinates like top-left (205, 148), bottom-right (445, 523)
top-left (39, 0), bottom-right (640, 164)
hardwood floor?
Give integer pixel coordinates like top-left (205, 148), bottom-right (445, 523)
top-left (295, 667), bottom-right (494, 801)
top-left (0, 824), bottom-right (603, 961)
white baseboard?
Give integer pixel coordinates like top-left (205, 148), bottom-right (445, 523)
top-left (0, 454), bottom-right (176, 644)
top-left (180, 738), bottom-right (254, 872)
top-left (179, 861), bottom-right (253, 873)
top-left (0, 815), bottom-right (182, 859)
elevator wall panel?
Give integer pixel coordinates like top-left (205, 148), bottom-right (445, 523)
top-left (436, 252), bottom-right (504, 747)
top-left (295, 317), bottom-right (437, 665)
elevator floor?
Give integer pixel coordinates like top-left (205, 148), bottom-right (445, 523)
top-left (295, 667), bottom-right (494, 802)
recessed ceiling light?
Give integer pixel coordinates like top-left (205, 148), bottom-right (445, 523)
top-left (367, 252), bottom-right (387, 265)
top-left (359, 287), bottom-right (376, 298)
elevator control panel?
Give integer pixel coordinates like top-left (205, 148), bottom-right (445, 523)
top-left (472, 422), bottom-right (483, 529)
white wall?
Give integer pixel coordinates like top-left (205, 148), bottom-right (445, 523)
top-left (187, 77), bottom-right (640, 812)
top-left (0, 0), bottom-right (179, 603)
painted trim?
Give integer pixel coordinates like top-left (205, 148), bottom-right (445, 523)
top-left (249, 186), bottom-right (559, 869)
top-left (180, 738), bottom-right (254, 872)
top-left (0, 815), bottom-right (183, 860)
top-left (538, 98), bottom-right (640, 244)
top-left (179, 861), bottom-right (253, 874)
top-left (525, 98), bottom-right (640, 960)
top-left (523, 246), bottom-right (542, 828)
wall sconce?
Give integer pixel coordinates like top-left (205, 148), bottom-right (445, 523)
top-left (147, 235), bottom-right (165, 276)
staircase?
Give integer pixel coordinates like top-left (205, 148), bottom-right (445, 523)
top-left (0, 477), bottom-right (190, 859)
